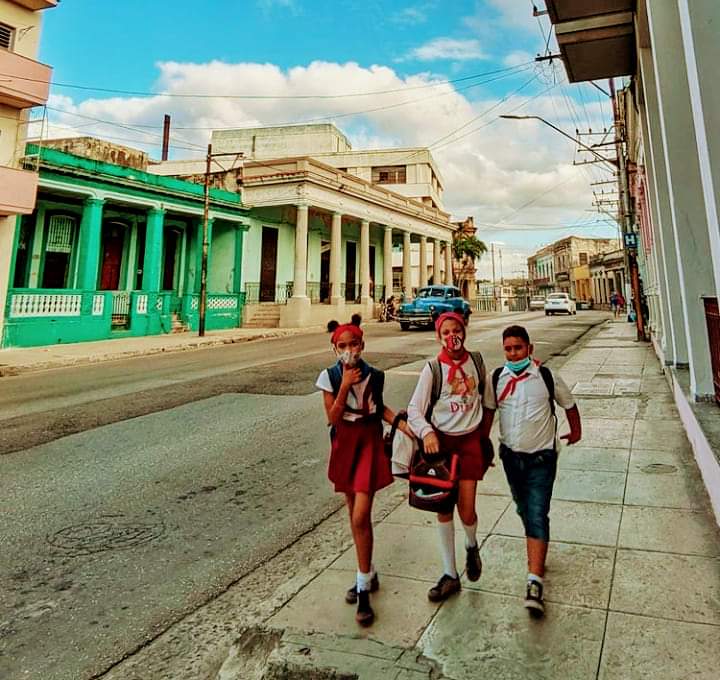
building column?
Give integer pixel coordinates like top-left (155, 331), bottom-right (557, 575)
top-left (383, 226), bottom-right (393, 298)
top-left (330, 212), bottom-right (343, 305)
top-left (77, 197), bottom-right (105, 290)
top-left (639, 41), bottom-right (687, 365)
top-left (402, 231), bottom-right (412, 298)
top-left (648, 0), bottom-right (716, 398)
top-left (419, 235), bottom-right (428, 288)
top-left (283, 203), bottom-right (311, 327)
top-left (678, 0), bottom-right (720, 298)
top-left (193, 217), bottom-right (214, 294)
top-left (232, 226), bottom-right (244, 294)
top-left (433, 238), bottom-right (442, 285)
top-left (291, 204), bottom-right (309, 298)
top-left (28, 205), bottom-right (45, 287)
top-left (360, 219), bottom-right (371, 305)
top-left (140, 207), bottom-right (165, 292)
top-left (444, 240), bottom-right (453, 285)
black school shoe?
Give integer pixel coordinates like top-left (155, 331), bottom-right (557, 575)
top-left (465, 545), bottom-right (482, 582)
top-left (524, 579), bottom-right (545, 617)
top-left (345, 573), bottom-right (379, 604)
top-left (428, 574), bottom-right (461, 602)
top-left (355, 590), bottom-right (375, 626)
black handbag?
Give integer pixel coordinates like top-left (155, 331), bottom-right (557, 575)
top-left (408, 446), bottom-right (459, 514)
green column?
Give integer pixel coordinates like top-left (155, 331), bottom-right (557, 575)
top-left (77, 197), bottom-right (105, 290)
top-left (194, 217), bottom-right (214, 293)
top-left (232, 225), bottom-right (244, 293)
top-left (142, 207), bottom-right (165, 291)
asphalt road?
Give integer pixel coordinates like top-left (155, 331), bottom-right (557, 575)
top-left (0, 311), bottom-right (609, 680)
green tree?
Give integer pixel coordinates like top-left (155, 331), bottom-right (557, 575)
top-left (452, 235), bottom-right (488, 261)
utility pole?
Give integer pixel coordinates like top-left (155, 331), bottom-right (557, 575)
top-left (610, 79), bottom-right (645, 341)
top-left (499, 248), bottom-right (504, 286)
top-left (198, 146), bottom-right (245, 337)
top-left (491, 243), bottom-right (497, 311)
top-left (199, 144), bottom-right (212, 337)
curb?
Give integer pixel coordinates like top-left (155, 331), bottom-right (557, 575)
top-left (0, 325), bottom-right (327, 377)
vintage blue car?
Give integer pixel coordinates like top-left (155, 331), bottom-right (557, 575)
top-left (397, 285), bottom-right (472, 330)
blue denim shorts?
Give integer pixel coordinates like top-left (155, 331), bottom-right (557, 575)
top-left (499, 444), bottom-right (557, 542)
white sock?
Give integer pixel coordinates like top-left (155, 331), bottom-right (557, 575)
top-left (357, 570), bottom-right (373, 593)
top-left (528, 572), bottom-right (543, 585)
top-left (370, 563), bottom-right (376, 578)
top-left (462, 520), bottom-right (478, 549)
top-left (437, 520), bottom-right (458, 578)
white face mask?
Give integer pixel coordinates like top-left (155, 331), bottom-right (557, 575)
top-left (337, 349), bottom-right (361, 366)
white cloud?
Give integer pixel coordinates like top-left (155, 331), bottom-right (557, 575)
top-left (42, 59), bottom-right (615, 253)
top-left (503, 50), bottom-right (534, 67)
top-left (403, 38), bottom-right (486, 62)
top-left (392, 6), bottom-right (429, 25)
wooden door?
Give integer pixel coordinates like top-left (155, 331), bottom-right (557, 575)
top-left (100, 224), bottom-right (125, 290)
top-left (260, 226), bottom-right (278, 302)
top-left (162, 230), bottom-right (179, 291)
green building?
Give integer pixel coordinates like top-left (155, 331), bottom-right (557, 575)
top-left (2, 142), bottom-right (250, 348)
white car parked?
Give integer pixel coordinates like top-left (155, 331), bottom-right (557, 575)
top-left (544, 292), bottom-right (577, 316)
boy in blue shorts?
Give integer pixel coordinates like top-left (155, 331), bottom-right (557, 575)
top-left (486, 325), bottom-right (582, 616)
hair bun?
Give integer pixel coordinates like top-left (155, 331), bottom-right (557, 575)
top-left (350, 313), bottom-right (362, 327)
top-left (327, 320), bottom-right (340, 333)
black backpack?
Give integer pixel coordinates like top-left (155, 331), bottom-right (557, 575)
top-left (491, 364), bottom-right (556, 417)
top-left (326, 361), bottom-right (385, 418)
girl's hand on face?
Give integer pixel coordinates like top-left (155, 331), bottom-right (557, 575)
top-left (340, 365), bottom-right (362, 388)
top-left (423, 432), bottom-right (440, 454)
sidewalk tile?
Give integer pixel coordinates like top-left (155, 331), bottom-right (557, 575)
top-left (331, 523), bottom-right (468, 583)
top-left (632, 420), bottom-right (689, 451)
top-left (495, 499), bottom-right (622, 547)
top-left (640, 377), bottom-right (671, 394)
top-left (638, 396), bottom-right (679, 419)
top-left (574, 398), bottom-right (638, 419)
top-left (594, 364), bottom-right (643, 376)
top-left (598, 612), bottom-right (720, 680)
top-left (558, 446), bottom-right (630, 473)
top-left (610, 549), bottom-right (720, 625)
top-left (629, 447), bottom-right (694, 472)
top-left (383, 495), bottom-right (510, 535)
top-left (477, 465), bottom-right (512, 497)
top-left (267, 570), bottom-right (438, 647)
top-left (624, 471), bottom-right (705, 510)
top-left (577, 417), bottom-right (634, 447)
top-left (552, 469), bottom-right (626, 504)
top-left (468, 535), bottom-right (614, 609)
top-left (571, 380), bottom-right (615, 396)
top-left (619, 506), bottom-right (720, 556)
top-left (419, 590), bottom-right (606, 680)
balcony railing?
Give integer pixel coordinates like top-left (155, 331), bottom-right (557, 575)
top-left (0, 49), bottom-right (52, 109)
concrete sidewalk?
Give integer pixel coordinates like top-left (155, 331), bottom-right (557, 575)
top-left (0, 325), bottom-right (326, 376)
top-left (238, 320), bottom-right (720, 679)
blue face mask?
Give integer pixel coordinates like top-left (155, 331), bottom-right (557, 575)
top-left (506, 357), bottom-right (531, 373)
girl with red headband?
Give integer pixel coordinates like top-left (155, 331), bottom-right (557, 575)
top-left (316, 314), bottom-right (410, 626)
top-left (407, 312), bottom-right (495, 603)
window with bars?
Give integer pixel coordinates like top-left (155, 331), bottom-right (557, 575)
top-left (372, 165), bottom-right (406, 184)
top-left (0, 22), bottom-right (14, 50)
top-left (579, 252), bottom-right (588, 265)
top-left (46, 215), bottom-right (76, 254)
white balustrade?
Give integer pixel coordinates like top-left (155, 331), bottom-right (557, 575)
top-left (9, 293), bottom-right (82, 318)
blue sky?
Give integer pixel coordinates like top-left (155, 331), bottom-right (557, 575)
top-left (38, 1), bottom-right (619, 268)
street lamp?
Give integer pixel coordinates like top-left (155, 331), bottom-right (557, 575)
top-left (499, 114), bottom-right (617, 168)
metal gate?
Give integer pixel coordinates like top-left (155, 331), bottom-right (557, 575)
top-left (111, 291), bottom-right (130, 329)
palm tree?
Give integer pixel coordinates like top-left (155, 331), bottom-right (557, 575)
top-left (452, 235), bottom-right (487, 261)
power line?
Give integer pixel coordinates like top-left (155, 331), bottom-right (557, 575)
top-left (0, 62), bottom-right (534, 101)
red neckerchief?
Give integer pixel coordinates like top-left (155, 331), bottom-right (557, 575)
top-left (498, 369), bottom-right (532, 403)
top-left (438, 347), bottom-right (469, 385)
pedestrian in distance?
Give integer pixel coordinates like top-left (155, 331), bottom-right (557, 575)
top-left (486, 325), bottom-right (582, 617)
top-left (407, 312), bottom-right (495, 602)
top-left (616, 291), bottom-right (626, 320)
top-left (610, 290), bottom-right (619, 318)
top-left (316, 314), bottom-right (410, 626)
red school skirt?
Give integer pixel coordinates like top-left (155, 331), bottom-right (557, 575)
top-left (328, 418), bottom-right (394, 494)
top-left (437, 428), bottom-right (491, 481)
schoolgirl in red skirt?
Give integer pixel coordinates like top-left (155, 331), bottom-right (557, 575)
top-left (316, 314), bottom-right (409, 626)
top-left (407, 312), bottom-right (495, 602)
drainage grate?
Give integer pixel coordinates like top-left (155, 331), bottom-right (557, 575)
top-left (47, 517), bottom-right (165, 556)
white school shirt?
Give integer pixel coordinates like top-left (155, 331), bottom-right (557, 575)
top-left (484, 361), bottom-right (574, 453)
top-left (407, 354), bottom-right (494, 439)
top-left (316, 369), bottom-right (377, 422)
